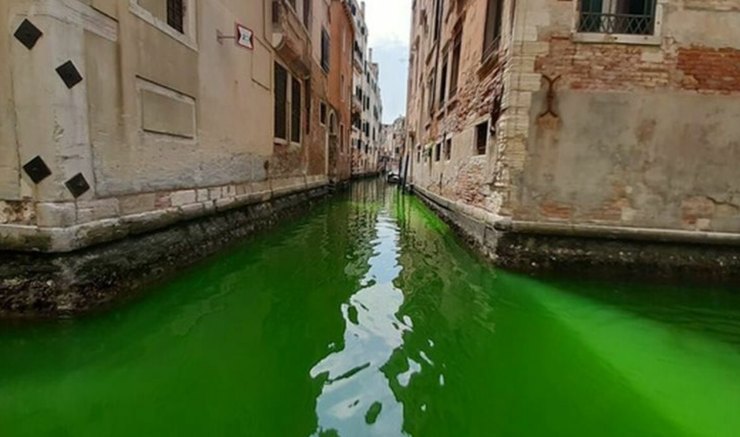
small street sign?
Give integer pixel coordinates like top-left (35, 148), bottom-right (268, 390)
top-left (236, 24), bottom-right (253, 50)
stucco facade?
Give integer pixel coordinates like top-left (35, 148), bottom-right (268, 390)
top-left (0, 0), bottom-right (356, 252)
top-left (405, 0), bottom-right (740, 245)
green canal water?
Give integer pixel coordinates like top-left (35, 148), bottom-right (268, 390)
top-left (2, 181), bottom-right (740, 436)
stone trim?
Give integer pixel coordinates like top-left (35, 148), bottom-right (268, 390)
top-left (29, 0), bottom-right (119, 42)
top-left (0, 176), bottom-right (329, 253)
top-left (128, 0), bottom-right (198, 51)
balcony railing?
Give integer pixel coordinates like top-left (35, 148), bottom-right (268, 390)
top-left (578, 0), bottom-right (657, 35)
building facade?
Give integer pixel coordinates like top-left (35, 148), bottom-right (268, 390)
top-left (379, 116), bottom-right (406, 174)
top-left (347, 0), bottom-right (383, 177)
top-left (327, 0), bottom-right (355, 182)
top-left (0, 0), bottom-right (356, 252)
top-left (405, 0), bottom-right (740, 250)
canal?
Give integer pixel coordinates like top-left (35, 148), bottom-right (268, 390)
top-left (1, 180), bottom-right (739, 436)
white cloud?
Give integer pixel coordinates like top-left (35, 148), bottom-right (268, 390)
top-left (364, 0), bottom-right (412, 48)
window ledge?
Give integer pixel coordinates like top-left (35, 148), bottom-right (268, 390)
top-left (129, 1), bottom-right (198, 51)
top-left (572, 32), bottom-right (661, 46)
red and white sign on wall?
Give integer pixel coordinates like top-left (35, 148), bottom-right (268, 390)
top-left (236, 24), bottom-right (253, 50)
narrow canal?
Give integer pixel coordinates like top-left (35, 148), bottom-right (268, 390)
top-left (1, 180), bottom-right (740, 436)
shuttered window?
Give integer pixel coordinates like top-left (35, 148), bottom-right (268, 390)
top-left (274, 63), bottom-right (288, 140)
top-left (167, 0), bottom-right (184, 33)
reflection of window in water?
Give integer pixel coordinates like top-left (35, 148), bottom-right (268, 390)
top-left (310, 211), bottom-right (413, 436)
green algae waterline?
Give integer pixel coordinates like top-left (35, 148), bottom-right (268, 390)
top-left (1, 180), bottom-right (739, 436)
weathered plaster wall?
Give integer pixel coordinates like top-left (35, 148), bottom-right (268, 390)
top-left (0, 2), bottom-right (22, 202)
top-left (517, 0), bottom-right (740, 232)
top-left (408, 0), bottom-right (740, 237)
top-left (0, 0), bottom-right (339, 252)
top-left (523, 91), bottom-right (740, 231)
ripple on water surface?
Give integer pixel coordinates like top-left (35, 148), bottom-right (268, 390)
top-left (0, 181), bottom-right (739, 437)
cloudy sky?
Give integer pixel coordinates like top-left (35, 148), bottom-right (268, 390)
top-left (364, 0), bottom-right (412, 124)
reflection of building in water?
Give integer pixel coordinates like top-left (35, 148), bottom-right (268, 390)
top-left (310, 209), bottom-right (410, 436)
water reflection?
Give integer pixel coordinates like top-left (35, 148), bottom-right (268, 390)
top-left (311, 190), bottom-right (410, 436)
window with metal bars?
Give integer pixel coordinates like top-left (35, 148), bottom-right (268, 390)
top-left (578, 0), bottom-right (657, 35)
top-left (167, 0), bottom-right (184, 33)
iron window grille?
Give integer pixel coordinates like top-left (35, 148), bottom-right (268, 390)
top-left (578, 0), bottom-right (657, 35)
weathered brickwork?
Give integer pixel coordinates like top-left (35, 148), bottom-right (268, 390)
top-left (535, 39), bottom-right (740, 95)
top-left (407, 0), bottom-right (512, 214)
top-left (407, 0), bottom-right (740, 239)
top-left (677, 46), bottom-right (740, 93)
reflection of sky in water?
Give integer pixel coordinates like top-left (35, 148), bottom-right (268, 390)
top-left (311, 212), bottom-right (416, 436)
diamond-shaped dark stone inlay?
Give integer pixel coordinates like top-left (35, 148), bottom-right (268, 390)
top-left (56, 61), bottom-right (83, 89)
top-left (22, 156), bottom-right (52, 184)
top-left (65, 173), bottom-right (90, 198)
top-left (14, 19), bottom-right (43, 50)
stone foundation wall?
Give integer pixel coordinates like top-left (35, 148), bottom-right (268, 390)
top-left (0, 183), bottom-right (331, 318)
top-left (414, 184), bottom-right (740, 284)
top-left (0, 175), bottom-right (328, 252)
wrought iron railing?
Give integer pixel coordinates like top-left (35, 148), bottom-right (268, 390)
top-left (578, 0), bottom-right (657, 35)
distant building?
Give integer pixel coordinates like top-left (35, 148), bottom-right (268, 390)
top-left (405, 0), bottom-right (740, 249)
top-left (380, 117), bottom-right (406, 174)
top-left (347, 0), bottom-right (384, 177)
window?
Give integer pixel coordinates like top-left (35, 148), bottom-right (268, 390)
top-left (449, 31), bottom-right (462, 97)
top-left (475, 121), bottom-right (489, 155)
top-left (417, 146), bottom-right (421, 163)
top-left (321, 28), bottom-right (331, 72)
top-left (167, 0), bottom-right (184, 33)
top-left (305, 78), bottom-right (311, 134)
top-left (445, 138), bottom-right (452, 160)
top-left (340, 124), bottom-right (345, 151)
top-left (433, 0), bottom-right (444, 41)
top-left (482, 0), bottom-right (504, 62)
top-left (303, 0), bottom-right (311, 28)
top-left (439, 56), bottom-right (448, 106)
top-left (427, 75), bottom-right (436, 116)
top-left (274, 63), bottom-right (302, 143)
top-left (291, 77), bottom-right (302, 142)
top-left (435, 142), bottom-right (441, 161)
top-left (578, 0), bottom-right (657, 35)
top-left (320, 103), bottom-right (327, 125)
top-left (274, 63), bottom-right (288, 140)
